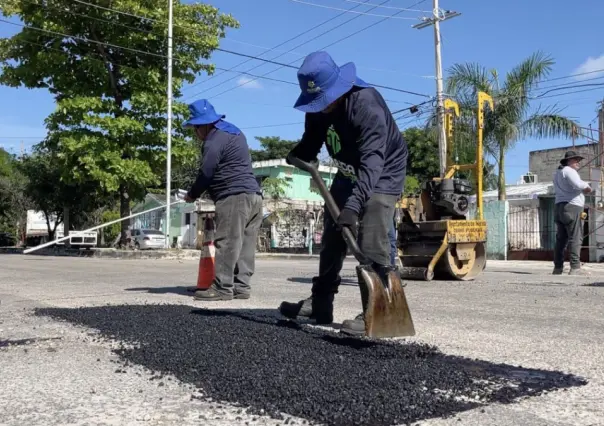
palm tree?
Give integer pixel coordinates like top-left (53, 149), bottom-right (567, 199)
top-left (445, 51), bottom-right (580, 200)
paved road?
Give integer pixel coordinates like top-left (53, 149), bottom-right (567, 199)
top-left (0, 255), bottom-right (603, 426)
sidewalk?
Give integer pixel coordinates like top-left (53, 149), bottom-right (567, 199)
top-left (1, 246), bottom-right (603, 270)
top-left (0, 247), bottom-right (324, 260)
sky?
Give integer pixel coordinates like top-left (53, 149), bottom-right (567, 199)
top-left (1, 0), bottom-right (603, 185)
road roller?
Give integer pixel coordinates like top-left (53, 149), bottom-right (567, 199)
top-left (397, 92), bottom-right (493, 281)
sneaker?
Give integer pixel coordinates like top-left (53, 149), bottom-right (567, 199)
top-left (278, 294), bottom-right (334, 325)
top-left (552, 267), bottom-right (563, 275)
top-left (340, 313), bottom-right (366, 337)
top-left (569, 268), bottom-right (590, 276)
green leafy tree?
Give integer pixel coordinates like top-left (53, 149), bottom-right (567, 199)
top-left (445, 51), bottom-right (579, 200)
top-left (403, 127), bottom-right (440, 183)
top-left (250, 136), bottom-right (299, 162)
top-left (402, 175), bottom-right (420, 197)
top-left (403, 126), bottom-right (496, 193)
top-left (261, 176), bottom-right (289, 201)
top-left (0, 0), bottom-right (239, 241)
top-left (19, 149), bottom-right (107, 240)
top-left (261, 176), bottom-right (290, 223)
top-left (0, 148), bottom-right (30, 240)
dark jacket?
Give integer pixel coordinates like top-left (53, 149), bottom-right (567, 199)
top-left (290, 87), bottom-right (407, 214)
top-left (187, 123), bottom-right (261, 202)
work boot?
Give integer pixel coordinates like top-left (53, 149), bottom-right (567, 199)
top-left (339, 263), bottom-right (396, 337)
top-left (279, 294), bottom-right (334, 325)
top-left (233, 291), bottom-right (250, 300)
top-left (552, 267), bottom-right (563, 275)
top-left (340, 313), bottom-right (365, 336)
top-left (194, 286), bottom-right (233, 301)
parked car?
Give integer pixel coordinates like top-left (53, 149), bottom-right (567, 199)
top-left (128, 229), bottom-right (166, 250)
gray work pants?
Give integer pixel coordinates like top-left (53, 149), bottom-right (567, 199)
top-left (312, 189), bottom-right (397, 296)
top-left (213, 192), bottom-right (264, 295)
top-left (554, 202), bottom-right (584, 270)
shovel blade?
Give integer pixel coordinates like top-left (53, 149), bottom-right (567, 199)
top-left (357, 267), bottom-right (416, 339)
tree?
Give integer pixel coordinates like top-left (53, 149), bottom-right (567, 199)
top-left (403, 127), bottom-right (440, 184)
top-left (250, 136), bottom-right (299, 162)
top-left (0, 148), bottom-right (30, 240)
top-left (19, 148), bottom-right (110, 240)
top-left (445, 51), bottom-right (579, 200)
top-left (0, 0), bottom-right (239, 242)
top-left (261, 177), bottom-right (289, 201)
top-left (402, 126), bottom-right (496, 194)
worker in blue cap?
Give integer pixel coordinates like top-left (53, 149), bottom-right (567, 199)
top-left (183, 99), bottom-right (264, 301)
top-left (278, 51), bottom-right (409, 336)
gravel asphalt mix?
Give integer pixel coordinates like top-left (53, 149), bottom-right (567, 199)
top-left (1, 255), bottom-right (603, 426)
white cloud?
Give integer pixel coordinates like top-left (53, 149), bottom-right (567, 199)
top-left (572, 54), bottom-right (604, 80)
top-left (236, 76), bottom-right (263, 89)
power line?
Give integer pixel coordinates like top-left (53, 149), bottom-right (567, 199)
top-left (240, 122), bottom-right (304, 130)
top-left (184, 0), bottom-right (402, 100)
top-left (64, 0), bottom-right (430, 82)
top-left (184, 0), bottom-right (376, 93)
top-left (202, 47), bottom-right (431, 97)
top-left (18, 0), bottom-right (429, 101)
top-left (541, 68), bottom-right (604, 83)
top-left (341, 0), bottom-right (431, 12)
top-left (0, 18), bottom-right (166, 60)
top-left (0, 22), bottom-right (417, 113)
top-left (186, 0), bottom-right (431, 101)
top-left (288, 0), bottom-right (422, 20)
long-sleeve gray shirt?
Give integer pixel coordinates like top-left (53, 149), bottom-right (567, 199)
top-left (553, 166), bottom-right (590, 207)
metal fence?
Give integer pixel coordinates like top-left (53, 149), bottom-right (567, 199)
top-left (256, 208), bottom-right (325, 254)
top-left (507, 204), bottom-right (556, 251)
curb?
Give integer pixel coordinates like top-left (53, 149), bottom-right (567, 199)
top-left (0, 247), bottom-right (330, 260)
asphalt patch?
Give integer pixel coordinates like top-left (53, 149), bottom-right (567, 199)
top-left (35, 305), bottom-right (587, 426)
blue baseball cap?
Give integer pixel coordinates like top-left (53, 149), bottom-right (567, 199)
top-left (293, 51), bottom-right (369, 113)
top-left (183, 99), bottom-right (225, 127)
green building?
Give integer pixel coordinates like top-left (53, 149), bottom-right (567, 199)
top-left (128, 159), bottom-right (337, 247)
top-left (252, 159), bottom-right (337, 201)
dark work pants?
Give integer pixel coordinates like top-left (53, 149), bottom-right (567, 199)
top-left (213, 192), bottom-right (264, 295)
top-left (312, 188), bottom-right (397, 296)
top-left (554, 202), bottom-right (584, 270)
top-left (388, 213), bottom-right (397, 266)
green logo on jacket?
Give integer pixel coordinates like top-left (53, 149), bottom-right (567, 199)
top-left (326, 125), bottom-right (341, 155)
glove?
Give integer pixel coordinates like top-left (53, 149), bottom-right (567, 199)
top-left (336, 208), bottom-right (359, 238)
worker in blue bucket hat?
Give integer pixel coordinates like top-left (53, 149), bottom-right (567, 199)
top-left (183, 99), bottom-right (264, 301)
top-left (278, 51), bottom-right (409, 336)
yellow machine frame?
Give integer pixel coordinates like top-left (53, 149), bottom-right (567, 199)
top-left (397, 92), bottom-right (494, 281)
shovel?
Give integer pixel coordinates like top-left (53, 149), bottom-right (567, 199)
top-left (286, 154), bottom-right (416, 339)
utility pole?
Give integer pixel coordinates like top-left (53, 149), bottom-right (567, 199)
top-left (598, 99), bottom-right (604, 168)
top-left (165, 0), bottom-right (174, 249)
top-left (413, 2), bottom-right (461, 177)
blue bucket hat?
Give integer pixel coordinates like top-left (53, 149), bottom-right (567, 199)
top-left (294, 51), bottom-right (369, 113)
top-left (183, 99), bottom-right (225, 127)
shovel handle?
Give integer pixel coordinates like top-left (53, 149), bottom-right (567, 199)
top-left (286, 153), bottom-right (370, 265)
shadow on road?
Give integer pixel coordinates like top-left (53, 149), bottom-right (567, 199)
top-left (286, 276), bottom-right (359, 286)
top-left (583, 282), bottom-right (604, 287)
top-left (124, 286), bottom-right (195, 296)
top-left (35, 304), bottom-right (588, 426)
top-left (486, 269), bottom-right (534, 275)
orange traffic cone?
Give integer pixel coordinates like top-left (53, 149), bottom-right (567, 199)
top-left (196, 217), bottom-right (216, 290)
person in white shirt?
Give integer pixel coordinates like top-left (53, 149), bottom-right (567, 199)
top-left (552, 151), bottom-right (592, 275)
